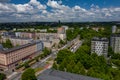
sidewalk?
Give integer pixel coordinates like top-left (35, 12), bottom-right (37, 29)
top-left (7, 72), bottom-right (17, 79)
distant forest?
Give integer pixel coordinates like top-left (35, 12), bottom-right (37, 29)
top-left (0, 21), bottom-right (120, 30)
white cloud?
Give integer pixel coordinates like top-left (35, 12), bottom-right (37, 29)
top-left (47, 0), bottom-right (60, 8)
top-left (0, 0), bottom-right (119, 22)
top-left (47, 0), bottom-right (69, 10)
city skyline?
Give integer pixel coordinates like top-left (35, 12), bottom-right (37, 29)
top-left (0, 0), bottom-right (120, 22)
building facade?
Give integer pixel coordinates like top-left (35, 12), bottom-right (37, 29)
top-left (110, 34), bottom-right (120, 54)
top-left (91, 37), bottom-right (109, 57)
top-left (15, 32), bottom-right (64, 42)
top-left (15, 32), bottom-right (35, 39)
top-left (1, 37), bottom-right (33, 46)
top-left (112, 25), bottom-right (117, 33)
top-left (57, 27), bottom-right (66, 40)
top-left (0, 41), bottom-right (43, 70)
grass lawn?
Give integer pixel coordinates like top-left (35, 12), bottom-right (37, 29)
top-left (34, 67), bottom-right (44, 72)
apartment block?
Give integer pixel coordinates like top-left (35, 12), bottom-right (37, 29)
top-left (1, 37), bottom-right (33, 46)
top-left (15, 32), bottom-right (35, 39)
top-left (15, 32), bottom-right (64, 42)
top-left (91, 37), bottom-right (109, 57)
top-left (112, 25), bottom-right (117, 33)
top-left (110, 34), bottom-right (120, 54)
top-left (0, 41), bottom-right (43, 70)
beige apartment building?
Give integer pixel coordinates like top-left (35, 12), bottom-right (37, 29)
top-left (1, 37), bottom-right (33, 46)
top-left (0, 41), bottom-right (43, 70)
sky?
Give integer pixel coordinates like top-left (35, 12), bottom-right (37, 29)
top-left (0, 0), bottom-right (120, 22)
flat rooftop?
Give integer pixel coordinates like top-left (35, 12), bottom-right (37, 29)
top-left (37, 69), bottom-right (101, 80)
top-left (0, 40), bottom-right (42, 54)
top-left (92, 37), bottom-right (108, 42)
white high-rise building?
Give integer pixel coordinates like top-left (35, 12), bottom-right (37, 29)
top-left (91, 37), bottom-right (109, 57)
top-left (110, 34), bottom-right (120, 54)
top-left (112, 25), bottom-right (117, 33)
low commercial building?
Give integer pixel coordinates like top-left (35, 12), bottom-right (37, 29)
top-left (42, 38), bottom-right (60, 48)
top-left (0, 41), bottom-right (43, 70)
top-left (57, 27), bottom-right (65, 34)
top-left (57, 27), bottom-right (66, 40)
top-left (42, 41), bottom-right (53, 48)
top-left (91, 37), bottom-right (109, 57)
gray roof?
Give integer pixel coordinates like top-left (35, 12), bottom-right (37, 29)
top-left (37, 69), bottom-right (101, 80)
top-left (92, 37), bottom-right (108, 42)
top-left (0, 40), bottom-right (42, 54)
top-left (10, 37), bottom-right (33, 40)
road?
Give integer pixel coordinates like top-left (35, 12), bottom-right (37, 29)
top-left (70, 40), bottom-right (83, 53)
top-left (9, 53), bottom-right (56, 80)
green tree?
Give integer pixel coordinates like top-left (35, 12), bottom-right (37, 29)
top-left (66, 64), bottom-right (72, 72)
top-left (66, 28), bottom-right (80, 41)
top-left (35, 57), bottom-right (39, 62)
top-left (52, 62), bottom-right (58, 70)
top-left (108, 46), bottom-right (114, 57)
top-left (2, 39), bottom-right (13, 48)
top-left (56, 49), bottom-right (72, 64)
top-left (24, 62), bottom-right (30, 68)
top-left (0, 73), bottom-right (6, 80)
top-left (43, 47), bottom-right (51, 56)
top-left (21, 68), bottom-right (37, 80)
top-left (76, 62), bottom-right (85, 75)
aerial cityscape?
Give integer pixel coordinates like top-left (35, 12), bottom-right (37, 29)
top-left (0, 0), bottom-right (120, 80)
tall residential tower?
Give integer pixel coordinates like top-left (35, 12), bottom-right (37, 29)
top-left (110, 34), bottom-right (120, 54)
top-left (91, 37), bottom-right (109, 57)
top-left (112, 25), bottom-right (117, 33)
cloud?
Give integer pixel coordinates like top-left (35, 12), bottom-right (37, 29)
top-left (47, 0), bottom-right (68, 9)
top-left (0, 0), bottom-right (119, 22)
top-left (0, 0), bottom-right (47, 22)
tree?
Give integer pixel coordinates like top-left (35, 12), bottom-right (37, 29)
top-left (111, 69), bottom-right (120, 80)
top-left (35, 57), bottom-right (39, 62)
top-left (73, 64), bottom-right (79, 74)
top-left (108, 46), bottom-right (114, 57)
top-left (2, 39), bottom-right (13, 48)
top-left (52, 25), bottom-right (120, 80)
top-left (111, 54), bottom-right (120, 60)
top-left (24, 62), bottom-right (30, 68)
top-left (21, 68), bottom-right (37, 80)
top-left (59, 39), bottom-right (65, 45)
top-left (59, 58), bottom-right (68, 71)
top-left (66, 28), bottom-right (80, 41)
top-left (43, 47), bottom-right (51, 56)
top-left (76, 62), bottom-right (85, 75)
top-left (66, 64), bottom-right (72, 72)
top-left (52, 62), bottom-right (58, 70)
top-left (0, 73), bottom-right (6, 80)
top-left (59, 62), bottom-right (66, 71)
top-left (56, 49), bottom-right (72, 64)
